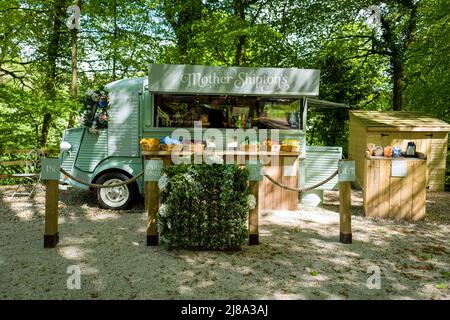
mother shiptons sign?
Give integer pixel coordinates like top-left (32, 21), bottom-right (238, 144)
top-left (148, 64), bottom-right (320, 97)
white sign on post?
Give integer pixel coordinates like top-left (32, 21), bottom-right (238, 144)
top-left (338, 160), bottom-right (356, 182)
top-left (391, 160), bottom-right (407, 177)
top-left (41, 158), bottom-right (61, 181)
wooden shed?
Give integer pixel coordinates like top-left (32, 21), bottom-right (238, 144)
top-left (349, 111), bottom-right (450, 191)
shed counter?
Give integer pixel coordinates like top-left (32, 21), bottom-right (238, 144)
top-left (364, 155), bottom-right (427, 221)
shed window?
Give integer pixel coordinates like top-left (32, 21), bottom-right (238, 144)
top-left (154, 94), bottom-right (300, 129)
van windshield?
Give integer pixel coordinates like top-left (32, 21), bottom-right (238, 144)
top-left (154, 94), bottom-right (300, 129)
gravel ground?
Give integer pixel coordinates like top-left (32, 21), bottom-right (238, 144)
top-left (0, 185), bottom-right (449, 300)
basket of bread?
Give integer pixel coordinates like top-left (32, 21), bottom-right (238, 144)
top-left (261, 139), bottom-right (280, 152)
top-left (140, 138), bottom-right (160, 151)
top-left (281, 139), bottom-right (300, 152)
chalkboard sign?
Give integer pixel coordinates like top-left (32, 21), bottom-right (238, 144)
top-left (41, 158), bottom-right (61, 181)
top-left (338, 160), bottom-right (355, 182)
top-left (144, 159), bottom-right (164, 182)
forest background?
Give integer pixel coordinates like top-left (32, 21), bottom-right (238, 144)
top-left (0, 0), bottom-right (448, 187)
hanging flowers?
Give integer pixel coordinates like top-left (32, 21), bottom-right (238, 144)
top-left (80, 87), bottom-right (110, 133)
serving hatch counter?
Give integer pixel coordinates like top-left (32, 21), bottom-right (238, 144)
top-left (142, 149), bottom-right (301, 211)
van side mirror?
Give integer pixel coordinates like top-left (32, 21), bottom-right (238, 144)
top-left (60, 142), bottom-right (72, 154)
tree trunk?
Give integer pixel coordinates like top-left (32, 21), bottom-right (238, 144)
top-left (68, 27), bottom-right (78, 129)
top-left (40, 113), bottom-right (53, 147)
top-left (71, 29), bottom-right (78, 99)
top-left (392, 58), bottom-right (404, 111)
top-left (68, 1), bottom-right (82, 129)
top-left (40, 1), bottom-right (67, 147)
top-left (234, 0), bottom-right (246, 66)
top-left (162, 0), bottom-right (204, 63)
top-left (112, 0), bottom-right (118, 81)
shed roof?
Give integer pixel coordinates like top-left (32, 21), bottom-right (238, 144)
top-left (351, 111), bottom-right (450, 132)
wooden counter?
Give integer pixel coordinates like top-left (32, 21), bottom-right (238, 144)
top-left (363, 155), bottom-right (427, 221)
top-left (141, 150), bottom-right (301, 157)
top-left (142, 149), bottom-right (301, 211)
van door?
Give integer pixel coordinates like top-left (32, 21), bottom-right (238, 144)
top-left (108, 84), bottom-right (141, 157)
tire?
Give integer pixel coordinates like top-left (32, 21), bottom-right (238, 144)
top-left (96, 172), bottom-right (138, 210)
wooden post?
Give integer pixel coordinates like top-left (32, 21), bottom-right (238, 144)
top-left (42, 158), bottom-right (61, 248)
top-left (247, 161), bottom-right (262, 245)
top-left (339, 181), bottom-right (352, 244)
top-left (338, 160), bottom-right (354, 244)
top-left (146, 180), bottom-right (159, 246)
top-left (249, 181), bottom-right (259, 245)
top-left (144, 159), bottom-right (163, 246)
top-left (44, 180), bottom-right (60, 248)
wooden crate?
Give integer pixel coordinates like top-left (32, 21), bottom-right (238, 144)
top-left (363, 157), bottom-right (426, 221)
top-left (349, 111), bottom-right (450, 191)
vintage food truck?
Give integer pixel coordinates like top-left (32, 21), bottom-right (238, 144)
top-left (60, 64), bottom-right (342, 210)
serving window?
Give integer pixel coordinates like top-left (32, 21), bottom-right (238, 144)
top-left (154, 94), bottom-right (301, 129)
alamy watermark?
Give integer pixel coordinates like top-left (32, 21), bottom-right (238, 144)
top-left (166, 123), bottom-right (285, 166)
top-left (66, 5), bottom-right (81, 30)
top-left (367, 265), bottom-right (381, 290)
top-left (67, 265), bottom-right (81, 290)
top-left (367, 5), bottom-right (381, 26)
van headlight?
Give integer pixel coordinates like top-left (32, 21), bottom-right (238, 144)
top-left (60, 141), bottom-right (72, 152)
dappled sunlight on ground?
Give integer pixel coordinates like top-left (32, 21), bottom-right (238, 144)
top-left (0, 185), bottom-right (449, 300)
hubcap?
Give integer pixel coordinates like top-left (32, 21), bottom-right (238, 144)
top-left (100, 178), bottom-right (130, 208)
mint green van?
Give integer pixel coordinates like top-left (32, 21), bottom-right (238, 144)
top-left (60, 64), bottom-right (342, 210)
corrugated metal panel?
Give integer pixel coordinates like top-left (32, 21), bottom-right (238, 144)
top-left (107, 78), bottom-right (143, 157)
top-left (61, 128), bottom-right (84, 171)
top-left (305, 146), bottom-right (342, 190)
top-left (75, 130), bottom-right (108, 172)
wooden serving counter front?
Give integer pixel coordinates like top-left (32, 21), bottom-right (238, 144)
top-left (364, 154), bottom-right (427, 221)
top-left (142, 149), bottom-right (301, 211)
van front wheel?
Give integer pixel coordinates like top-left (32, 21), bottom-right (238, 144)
top-left (96, 172), bottom-right (137, 210)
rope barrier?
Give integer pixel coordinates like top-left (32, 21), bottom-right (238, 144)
top-left (263, 169), bottom-right (339, 193)
top-left (60, 159), bottom-right (346, 193)
top-left (59, 168), bottom-right (144, 189)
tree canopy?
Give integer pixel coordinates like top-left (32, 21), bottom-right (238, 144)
top-left (0, 0), bottom-right (448, 149)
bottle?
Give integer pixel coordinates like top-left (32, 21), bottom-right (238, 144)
top-left (246, 116), bottom-right (252, 128)
top-left (406, 142), bottom-right (416, 157)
